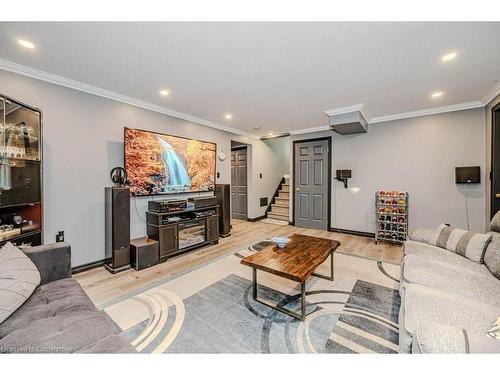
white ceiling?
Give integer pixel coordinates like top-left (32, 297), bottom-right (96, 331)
top-left (0, 22), bottom-right (499, 137)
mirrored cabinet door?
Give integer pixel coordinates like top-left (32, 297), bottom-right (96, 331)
top-left (0, 96), bottom-right (41, 161)
top-left (0, 98), bottom-right (5, 149)
top-left (0, 94), bottom-right (43, 248)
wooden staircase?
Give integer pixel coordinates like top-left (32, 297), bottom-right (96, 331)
top-left (267, 176), bottom-right (290, 222)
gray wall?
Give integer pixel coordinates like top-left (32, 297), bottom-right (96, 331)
top-left (263, 136), bottom-right (291, 177)
top-left (0, 70), bottom-right (239, 266)
top-left (290, 108), bottom-right (487, 233)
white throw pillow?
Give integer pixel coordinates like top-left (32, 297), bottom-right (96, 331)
top-left (0, 242), bottom-right (41, 324)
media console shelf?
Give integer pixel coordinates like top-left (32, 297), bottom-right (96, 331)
top-left (146, 205), bottom-right (219, 262)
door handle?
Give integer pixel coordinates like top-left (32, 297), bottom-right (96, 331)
top-left (496, 193), bottom-right (500, 198)
top-left (296, 188), bottom-right (300, 191)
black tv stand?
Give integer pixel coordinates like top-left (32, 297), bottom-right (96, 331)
top-left (146, 205), bottom-right (219, 263)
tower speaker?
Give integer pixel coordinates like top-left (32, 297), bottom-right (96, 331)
top-left (215, 184), bottom-right (231, 237)
top-left (104, 186), bottom-right (131, 273)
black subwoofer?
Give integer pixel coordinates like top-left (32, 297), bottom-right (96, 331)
top-left (105, 186), bottom-right (131, 273)
top-left (130, 237), bottom-right (159, 271)
top-left (215, 184), bottom-right (231, 237)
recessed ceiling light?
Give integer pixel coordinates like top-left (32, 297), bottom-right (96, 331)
top-left (431, 91), bottom-right (443, 98)
top-left (159, 89), bottom-right (170, 96)
top-left (224, 114), bottom-right (233, 120)
top-left (18, 39), bottom-right (35, 49)
top-left (253, 125), bottom-right (261, 130)
top-left (441, 52), bottom-right (457, 62)
top-left (268, 133), bottom-right (274, 136)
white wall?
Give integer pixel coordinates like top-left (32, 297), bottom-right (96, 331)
top-left (290, 108), bottom-right (487, 233)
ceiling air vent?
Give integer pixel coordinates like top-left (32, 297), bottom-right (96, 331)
top-left (325, 104), bottom-right (368, 135)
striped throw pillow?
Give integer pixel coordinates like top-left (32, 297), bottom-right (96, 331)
top-left (429, 224), bottom-right (492, 263)
top-left (486, 317), bottom-right (500, 341)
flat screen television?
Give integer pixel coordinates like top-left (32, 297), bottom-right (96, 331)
top-left (124, 128), bottom-right (216, 196)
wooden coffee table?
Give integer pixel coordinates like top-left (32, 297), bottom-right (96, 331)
top-left (240, 234), bottom-right (340, 321)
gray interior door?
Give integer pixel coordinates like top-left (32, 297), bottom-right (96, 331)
top-left (294, 139), bottom-right (329, 230)
top-left (231, 148), bottom-right (248, 220)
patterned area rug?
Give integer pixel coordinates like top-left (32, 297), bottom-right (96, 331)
top-left (101, 240), bottom-right (401, 353)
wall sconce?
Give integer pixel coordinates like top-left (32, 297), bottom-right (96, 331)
top-left (336, 169), bottom-right (352, 189)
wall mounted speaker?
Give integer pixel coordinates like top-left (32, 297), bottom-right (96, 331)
top-left (335, 169), bottom-right (352, 188)
top-left (336, 170), bottom-right (352, 179)
top-left (105, 186), bottom-right (131, 273)
top-left (455, 166), bottom-right (480, 184)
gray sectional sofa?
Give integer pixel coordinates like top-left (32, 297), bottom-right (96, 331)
top-left (399, 217), bottom-right (500, 353)
top-left (0, 242), bottom-right (136, 353)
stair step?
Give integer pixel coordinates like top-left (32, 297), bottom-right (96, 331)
top-left (280, 185), bottom-right (290, 192)
top-left (271, 205), bottom-right (289, 215)
top-left (267, 213), bottom-right (289, 222)
top-left (275, 198), bottom-right (289, 206)
top-left (272, 203), bottom-right (288, 208)
top-left (271, 209), bottom-right (289, 216)
top-left (278, 192), bottom-right (289, 199)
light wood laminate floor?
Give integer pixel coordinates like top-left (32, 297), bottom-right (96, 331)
top-left (74, 220), bottom-right (402, 306)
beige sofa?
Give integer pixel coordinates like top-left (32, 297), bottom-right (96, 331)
top-left (398, 215), bottom-right (500, 353)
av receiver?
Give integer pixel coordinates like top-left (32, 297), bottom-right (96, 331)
top-left (188, 196), bottom-right (218, 209)
top-left (148, 199), bottom-right (187, 213)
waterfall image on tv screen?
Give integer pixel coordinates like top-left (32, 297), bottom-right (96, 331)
top-left (124, 128), bottom-right (216, 196)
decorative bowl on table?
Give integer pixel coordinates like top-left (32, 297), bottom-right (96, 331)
top-left (271, 236), bottom-right (290, 249)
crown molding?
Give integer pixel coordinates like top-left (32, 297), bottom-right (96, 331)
top-left (324, 103), bottom-right (365, 117)
top-left (1, 58), bottom-right (496, 140)
top-left (259, 132), bottom-right (291, 140)
top-left (368, 101), bottom-right (484, 124)
top-left (292, 101), bottom-right (485, 136)
top-left (0, 58), bottom-right (258, 139)
top-left (481, 81), bottom-right (500, 106)
top-left (289, 125), bottom-right (329, 135)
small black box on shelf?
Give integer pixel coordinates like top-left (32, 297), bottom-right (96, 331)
top-left (188, 196), bottom-right (217, 209)
top-left (148, 199), bottom-right (187, 213)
